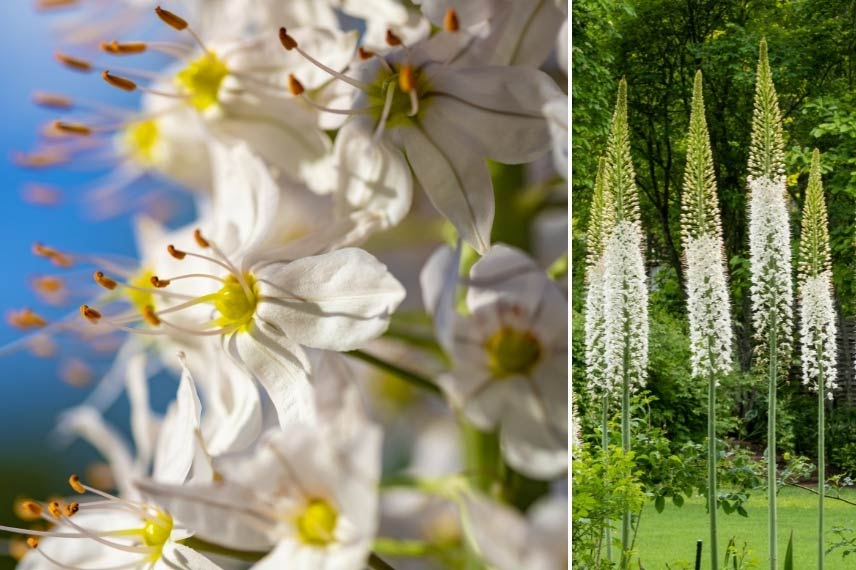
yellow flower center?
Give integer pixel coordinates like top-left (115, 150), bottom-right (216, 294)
top-left (295, 499), bottom-right (338, 547)
top-left (485, 328), bottom-right (542, 378)
top-left (127, 270), bottom-right (156, 312)
top-left (124, 119), bottom-right (160, 166)
top-left (142, 512), bottom-right (173, 549)
top-left (176, 52), bottom-right (229, 111)
top-left (210, 273), bottom-right (258, 332)
top-left (368, 64), bottom-right (426, 128)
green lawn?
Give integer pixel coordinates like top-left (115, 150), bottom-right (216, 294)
top-left (635, 487), bottom-right (856, 569)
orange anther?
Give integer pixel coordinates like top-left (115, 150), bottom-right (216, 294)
top-left (386, 30), bottom-right (402, 47)
top-left (102, 70), bottom-right (137, 92)
top-left (155, 6), bottom-right (188, 30)
top-left (278, 27), bottom-right (298, 50)
top-left (55, 52), bottom-right (92, 72)
top-left (80, 305), bottom-right (102, 323)
top-left (167, 244), bottom-right (186, 260)
top-left (141, 305), bottom-right (161, 326)
top-left (287, 74), bottom-right (305, 96)
top-left (443, 9), bottom-right (460, 32)
top-left (193, 228), bottom-right (210, 248)
top-left (93, 271), bottom-right (118, 290)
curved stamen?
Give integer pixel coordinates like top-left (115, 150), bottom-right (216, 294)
top-left (36, 547), bottom-right (146, 570)
top-left (373, 82), bottom-right (397, 142)
top-left (278, 28), bottom-right (369, 91)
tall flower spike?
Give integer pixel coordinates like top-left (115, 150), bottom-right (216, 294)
top-left (798, 149), bottom-right (836, 396)
top-left (681, 70), bottom-right (733, 380)
top-left (748, 39), bottom-right (786, 182)
top-left (604, 78), bottom-right (640, 225)
top-left (585, 158), bottom-right (615, 393)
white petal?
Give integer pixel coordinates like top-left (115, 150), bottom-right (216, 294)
top-left (463, 492), bottom-right (527, 570)
top-left (56, 407), bottom-right (136, 498)
top-left (334, 118), bottom-right (413, 229)
top-left (126, 351), bottom-right (158, 474)
top-left (254, 248), bottom-right (406, 351)
top-left (201, 351), bottom-right (263, 456)
top-left (474, 0), bottom-right (565, 67)
top-left (466, 244), bottom-right (551, 315)
top-left (542, 96), bottom-right (568, 177)
top-left (157, 543), bottom-right (224, 570)
top-left (399, 124), bottom-right (493, 254)
top-left (422, 93), bottom-right (552, 164)
top-left (154, 354), bottom-right (202, 485)
top-left (419, 242), bottom-right (461, 352)
top-left (499, 387), bottom-right (568, 480)
top-left (229, 326), bottom-right (316, 426)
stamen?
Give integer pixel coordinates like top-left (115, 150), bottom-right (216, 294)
top-left (48, 501), bottom-right (63, 519)
top-left (141, 306), bottom-right (160, 326)
top-left (443, 9), bottom-right (460, 32)
top-left (33, 243), bottom-right (73, 267)
top-left (53, 121), bottom-right (93, 136)
top-left (33, 91), bottom-right (73, 109)
top-left (373, 82), bottom-right (396, 142)
top-left (22, 184), bottom-right (63, 206)
top-left (55, 52), bottom-right (92, 73)
top-left (26, 537), bottom-right (39, 549)
top-left (155, 273), bottom-right (225, 285)
top-left (69, 474), bottom-right (85, 494)
top-left (150, 276), bottom-right (171, 288)
top-left (193, 228), bottom-right (209, 248)
top-left (386, 30), bottom-right (403, 47)
top-left (154, 6), bottom-right (188, 30)
top-left (167, 245), bottom-right (186, 260)
top-left (65, 502), bottom-right (80, 517)
top-left (288, 74), bottom-right (305, 96)
top-left (101, 70), bottom-right (137, 92)
top-left (35, 0), bottom-right (78, 8)
top-left (93, 271), bottom-right (118, 290)
top-left (278, 28), bottom-right (369, 91)
top-left (357, 47), bottom-right (375, 60)
top-left (100, 41), bottom-right (147, 55)
top-left (7, 308), bottom-right (48, 330)
top-left (15, 499), bottom-right (43, 521)
top-left (14, 150), bottom-right (68, 168)
top-left (80, 305), bottom-right (102, 323)
top-left (408, 90), bottom-right (419, 117)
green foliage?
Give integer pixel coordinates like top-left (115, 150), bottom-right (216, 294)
top-left (831, 443), bottom-right (856, 478)
top-left (723, 537), bottom-right (762, 570)
top-left (572, 444), bottom-right (646, 569)
top-left (784, 531), bottom-right (795, 570)
top-left (828, 526), bottom-right (856, 559)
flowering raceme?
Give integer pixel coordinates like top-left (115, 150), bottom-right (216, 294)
top-left (1, 2), bottom-right (568, 569)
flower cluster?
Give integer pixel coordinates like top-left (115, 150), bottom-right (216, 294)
top-left (747, 175), bottom-right (794, 369)
top-left (3, 2), bottom-right (568, 569)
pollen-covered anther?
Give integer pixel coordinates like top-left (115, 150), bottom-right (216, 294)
top-left (68, 474), bottom-right (85, 494)
top-left (151, 276), bottom-right (171, 288)
top-left (55, 52), bottom-right (92, 72)
top-left (101, 40), bottom-right (147, 54)
top-left (102, 70), bottom-right (138, 92)
top-left (48, 501), bottom-right (62, 519)
top-left (443, 9), bottom-right (460, 32)
top-left (278, 27), bottom-right (298, 50)
top-left (288, 74), bottom-right (305, 96)
top-left (193, 228), bottom-right (210, 248)
top-left (33, 91), bottom-right (73, 109)
top-left (15, 499), bottom-right (43, 521)
top-left (53, 121), bottom-right (92, 136)
top-left (167, 244), bottom-right (186, 260)
top-left (93, 271), bottom-right (118, 290)
top-left (398, 65), bottom-right (416, 93)
top-left (26, 537), bottom-right (39, 550)
top-left (386, 30), bottom-right (403, 46)
top-left (80, 305), bottom-right (102, 323)
top-left (32, 243), bottom-right (73, 267)
top-left (155, 6), bottom-right (188, 30)
top-left (357, 47), bottom-right (375, 60)
top-left (7, 309), bottom-right (48, 330)
top-left (35, 0), bottom-right (78, 9)
top-left (141, 305), bottom-right (161, 326)
top-left (64, 502), bottom-right (80, 517)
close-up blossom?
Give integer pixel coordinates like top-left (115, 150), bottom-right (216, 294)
top-left (0, 2), bottom-right (568, 570)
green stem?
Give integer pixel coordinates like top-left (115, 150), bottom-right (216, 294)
top-left (708, 367), bottom-right (719, 570)
top-left (368, 553), bottom-right (399, 570)
top-left (603, 395), bottom-right (613, 564)
top-left (459, 419), bottom-right (499, 570)
top-left (347, 350), bottom-right (442, 395)
top-left (373, 538), bottom-right (438, 558)
top-left (621, 350), bottom-right (631, 570)
top-left (818, 362), bottom-right (825, 570)
top-left (176, 537), bottom-right (265, 562)
top-left (768, 318), bottom-right (778, 570)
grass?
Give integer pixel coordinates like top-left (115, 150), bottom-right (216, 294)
top-left (635, 486), bottom-right (856, 569)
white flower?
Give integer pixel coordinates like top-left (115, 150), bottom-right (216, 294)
top-left (799, 271), bottom-right (837, 397)
top-left (748, 176), bottom-right (794, 367)
top-left (464, 492), bottom-right (567, 570)
top-left (430, 244), bottom-right (568, 479)
top-left (280, 27), bottom-right (560, 252)
top-left (414, 0), bottom-right (566, 67)
top-left (81, 142), bottom-right (406, 427)
top-left (585, 258), bottom-right (609, 392)
top-left (137, 353), bottom-right (382, 570)
top-left (542, 95), bottom-right (568, 178)
top-left (602, 220), bottom-right (648, 393)
top-left (684, 234), bottom-right (734, 380)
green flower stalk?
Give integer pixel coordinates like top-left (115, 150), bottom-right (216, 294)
top-left (747, 38), bottom-right (793, 570)
top-left (601, 78), bottom-right (648, 570)
top-left (584, 157), bottom-right (616, 563)
top-left (798, 149), bottom-right (837, 570)
top-left (680, 70), bottom-right (734, 570)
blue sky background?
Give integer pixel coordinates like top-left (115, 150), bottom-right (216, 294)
top-left (0, 3), bottom-right (193, 506)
